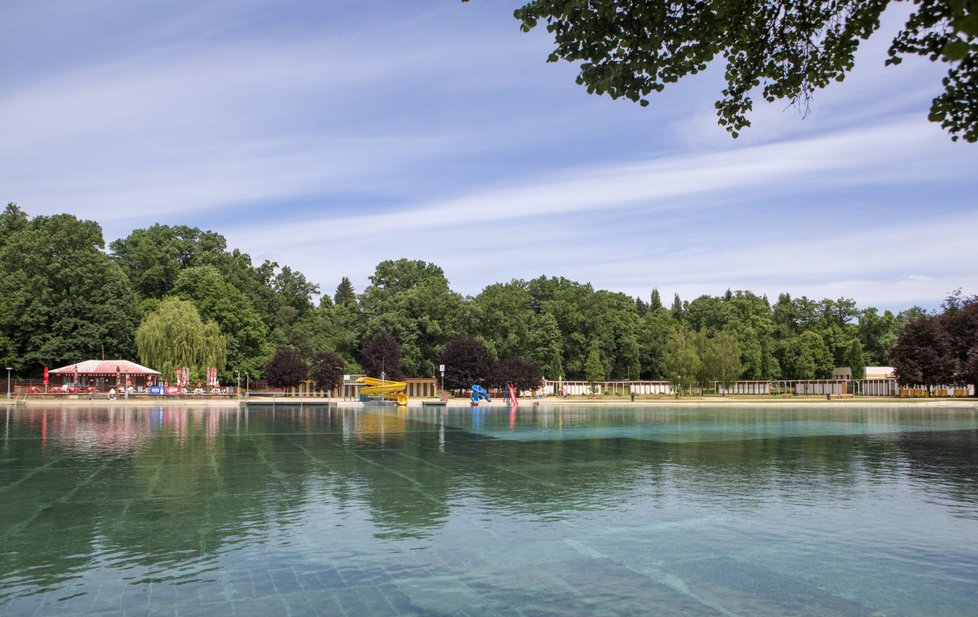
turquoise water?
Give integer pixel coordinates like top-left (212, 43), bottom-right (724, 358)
top-left (2, 404), bottom-right (977, 616)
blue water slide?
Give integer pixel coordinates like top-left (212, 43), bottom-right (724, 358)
top-left (471, 384), bottom-right (491, 404)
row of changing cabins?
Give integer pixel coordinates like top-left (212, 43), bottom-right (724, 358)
top-left (552, 365), bottom-right (974, 398)
top-left (282, 367), bottom-right (972, 400)
top-left (622, 380), bottom-right (972, 398)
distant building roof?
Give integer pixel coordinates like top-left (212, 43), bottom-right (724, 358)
top-left (864, 366), bottom-right (895, 379)
top-left (49, 360), bottom-right (161, 376)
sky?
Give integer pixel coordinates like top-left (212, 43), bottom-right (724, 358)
top-left (3, 0), bottom-right (977, 312)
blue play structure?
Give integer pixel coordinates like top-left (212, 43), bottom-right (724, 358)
top-left (470, 384), bottom-right (491, 405)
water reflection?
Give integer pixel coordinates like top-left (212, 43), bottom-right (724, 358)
top-left (1, 404), bottom-right (977, 615)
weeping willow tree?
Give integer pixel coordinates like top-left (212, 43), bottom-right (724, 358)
top-left (135, 297), bottom-right (226, 383)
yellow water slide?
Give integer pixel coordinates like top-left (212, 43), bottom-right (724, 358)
top-left (356, 376), bottom-right (408, 406)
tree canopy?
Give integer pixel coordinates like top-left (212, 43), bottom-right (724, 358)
top-left (310, 351), bottom-right (345, 393)
top-left (663, 326), bottom-right (701, 392)
top-left (0, 205), bottom-right (139, 373)
top-left (496, 0), bottom-right (978, 141)
top-left (781, 330), bottom-right (834, 380)
top-left (360, 259), bottom-right (463, 376)
top-left (135, 297), bottom-right (226, 383)
top-left (0, 204), bottom-right (962, 393)
top-left (360, 330), bottom-right (405, 380)
top-left (493, 356), bottom-right (545, 391)
top-left (699, 329), bottom-right (744, 389)
top-left (584, 340), bottom-right (606, 384)
top-left (438, 334), bottom-right (494, 390)
top-left (265, 347), bottom-right (308, 388)
top-left (173, 265), bottom-right (272, 377)
top-left (334, 277), bottom-right (357, 307)
top-left (110, 224), bottom-right (227, 299)
top-left (891, 292), bottom-right (978, 385)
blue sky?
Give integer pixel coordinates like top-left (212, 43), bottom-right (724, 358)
top-left (3, 0), bottom-right (976, 311)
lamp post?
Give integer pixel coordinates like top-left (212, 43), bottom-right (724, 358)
top-left (245, 372), bottom-right (250, 399)
top-left (236, 371), bottom-right (241, 401)
top-left (6, 367), bottom-right (11, 400)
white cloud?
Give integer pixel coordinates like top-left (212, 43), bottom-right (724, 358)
top-left (227, 115), bottom-right (978, 308)
top-left (230, 116), bottom-right (966, 247)
top-left (0, 3), bottom-right (540, 222)
top-left (3, 0), bottom-right (976, 312)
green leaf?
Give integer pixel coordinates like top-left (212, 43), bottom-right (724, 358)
top-left (952, 14), bottom-right (978, 37)
top-left (942, 39), bottom-right (971, 61)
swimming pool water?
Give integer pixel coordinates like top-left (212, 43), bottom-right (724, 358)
top-left (1, 404), bottom-right (977, 616)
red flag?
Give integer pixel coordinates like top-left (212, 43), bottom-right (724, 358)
top-left (43, 366), bottom-right (49, 385)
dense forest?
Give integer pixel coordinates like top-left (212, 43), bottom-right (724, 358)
top-left (1, 204), bottom-right (973, 390)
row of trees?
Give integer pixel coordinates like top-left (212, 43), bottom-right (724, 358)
top-left (891, 291), bottom-right (978, 388)
top-left (2, 204), bottom-right (968, 393)
top-left (437, 334), bottom-right (543, 392)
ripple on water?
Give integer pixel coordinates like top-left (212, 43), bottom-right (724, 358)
top-left (1, 405), bottom-right (977, 617)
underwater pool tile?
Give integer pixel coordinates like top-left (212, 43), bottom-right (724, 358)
top-left (142, 606), bottom-right (179, 617)
top-left (145, 583), bottom-right (181, 606)
top-left (396, 576), bottom-right (484, 615)
top-left (245, 591), bottom-right (320, 617)
top-left (519, 602), bottom-right (605, 617)
top-left (309, 567), bottom-right (349, 591)
top-left (192, 583), bottom-right (234, 606)
top-left (243, 573), bottom-right (278, 597)
top-left (294, 570), bottom-right (323, 591)
top-left (669, 557), bottom-right (876, 617)
top-left (225, 594), bottom-right (290, 617)
top-left (267, 568), bottom-right (303, 594)
top-left (331, 585), bottom-right (385, 616)
top-left (337, 566), bottom-right (393, 588)
top-left (3, 405), bottom-right (978, 617)
top-left (6, 594), bottom-right (56, 617)
top-left (375, 582), bottom-right (423, 615)
top-left (286, 589), bottom-right (343, 617)
top-left (118, 583), bottom-right (151, 610)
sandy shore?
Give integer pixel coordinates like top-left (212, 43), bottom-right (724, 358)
top-left (7, 395), bottom-right (977, 409)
